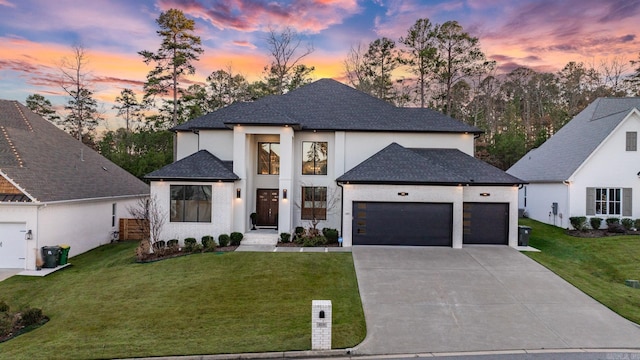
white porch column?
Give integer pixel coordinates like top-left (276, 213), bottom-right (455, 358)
top-left (233, 126), bottom-right (247, 232)
top-left (279, 126), bottom-right (294, 233)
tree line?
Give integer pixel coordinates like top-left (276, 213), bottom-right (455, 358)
top-left (25, 10), bottom-right (640, 177)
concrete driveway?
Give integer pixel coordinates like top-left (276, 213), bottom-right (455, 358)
top-left (0, 269), bottom-right (20, 282)
top-left (352, 246), bottom-right (640, 355)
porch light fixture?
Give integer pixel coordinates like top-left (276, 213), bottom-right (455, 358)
top-left (25, 230), bottom-right (33, 240)
top-left (283, 189), bottom-right (288, 199)
top-left (480, 192), bottom-right (491, 197)
top-left (236, 188), bottom-right (241, 199)
top-left (398, 192), bottom-right (409, 196)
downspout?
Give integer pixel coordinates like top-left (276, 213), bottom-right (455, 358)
top-left (337, 182), bottom-right (344, 241)
top-left (563, 180), bottom-right (571, 229)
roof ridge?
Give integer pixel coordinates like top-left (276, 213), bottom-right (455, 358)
top-left (13, 101), bottom-right (33, 131)
top-left (0, 125), bottom-right (24, 167)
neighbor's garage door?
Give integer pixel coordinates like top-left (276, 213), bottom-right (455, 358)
top-left (0, 223), bottom-right (26, 268)
top-left (353, 202), bottom-right (453, 246)
top-left (463, 203), bottom-right (509, 245)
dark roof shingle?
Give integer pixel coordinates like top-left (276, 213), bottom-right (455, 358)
top-left (0, 100), bottom-right (149, 202)
top-left (174, 79), bottom-right (482, 134)
top-left (146, 150), bottom-right (239, 181)
top-left (337, 143), bottom-right (525, 185)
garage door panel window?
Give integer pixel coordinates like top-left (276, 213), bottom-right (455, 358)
top-left (302, 142), bottom-right (328, 175)
top-left (170, 185), bottom-right (212, 222)
top-left (301, 186), bottom-right (327, 220)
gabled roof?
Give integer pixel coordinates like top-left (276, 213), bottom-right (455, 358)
top-left (174, 79), bottom-right (482, 134)
top-left (337, 143), bottom-right (524, 186)
top-left (0, 100), bottom-right (149, 203)
top-left (145, 150), bottom-right (239, 182)
top-left (507, 97), bottom-right (640, 182)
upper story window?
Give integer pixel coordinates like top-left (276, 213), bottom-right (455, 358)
top-left (626, 132), bottom-right (637, 151)
top-left (258, 142), bottom-right (280, 175)
top-left (302, 141), bottom-right (328, 175)
top-left (170, 185), bottom-right (212, 222)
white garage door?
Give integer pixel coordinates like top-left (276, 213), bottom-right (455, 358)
top-left (0, 223), bottom-right (26, 268)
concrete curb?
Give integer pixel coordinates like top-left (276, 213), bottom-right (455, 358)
top-left (119, 347), bottom-right (640, 360)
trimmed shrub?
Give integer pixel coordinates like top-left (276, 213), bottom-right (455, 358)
top-left (606, 217), bottom-right (620, 225)
top-left (201, 235), bottom-right (215, 249)
top-left (302, 236), bottom-right (328, 247)
top-left (184, 238), bottom-right (197, 252)
top-left (589, 217), bottom-right (602, 230)
top-left (192, 244), bottom-right (204, 252)
top-left (608, 223), bottom-right (626, 233)
top-left (621, 218), bottom-right (634, 230)
top-left (218, 234), bottom-right (230, 247)
top-left (152, 240), bottom-right (166, 251)
top-left (167, 239), bottom-right (179, 249)
top-left (230, 232), bottom-right (243, 246)
top-left (20, 307), bottom-right (43, 327)
top-left (279, 232), bottom-right (291, 243)
top-left (322, 228), bottom-right (339, 244)
top-left (569, 216), bottom-right (587, 231)
top-left (0, 300), bottom-right (9, 313)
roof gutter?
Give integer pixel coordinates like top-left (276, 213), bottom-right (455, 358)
top-left (30, 193), bottom-right (149, 206)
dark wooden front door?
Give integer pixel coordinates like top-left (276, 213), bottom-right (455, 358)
top-left (256, 189), bottom-right (279, 226)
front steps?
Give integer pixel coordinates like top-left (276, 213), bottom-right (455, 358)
top-left (241, 230), bottom-right (279, 245)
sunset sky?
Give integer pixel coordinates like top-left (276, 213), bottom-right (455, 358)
top-left (1, 0), bottom-right (639, 130)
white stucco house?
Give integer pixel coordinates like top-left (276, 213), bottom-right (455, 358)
top-left (0, 100), bottom-right (149, 270)
top-left (508, 97), bottom-right (640, 229)
top-left (147, 79), bottom-right (524, 247)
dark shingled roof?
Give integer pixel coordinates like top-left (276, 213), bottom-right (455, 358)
top-left (146, 150), bottom-right (239, 181)
top-left (174, 79), bottom-right (482, 134)
top-left (337, 143), bottom-right (525, 186)
top-left (0, 100), bottom-right (149, 202)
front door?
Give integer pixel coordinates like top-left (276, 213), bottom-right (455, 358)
top-left (256, 189), bottom-right (279, 227)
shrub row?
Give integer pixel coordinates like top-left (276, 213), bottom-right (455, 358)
top-left (0, 300), bottom-right (46, 340)
top-left (280, 227), bottom-right (340, 247)
top-left (570, 216), bottom-right (640, 232)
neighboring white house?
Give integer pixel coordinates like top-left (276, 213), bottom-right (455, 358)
top-left (508, 97), bottom-right (640, 229)
top-left (147, 79), bottom-right (524, 247)
top-left (0, 100), bottom-right (149, 270)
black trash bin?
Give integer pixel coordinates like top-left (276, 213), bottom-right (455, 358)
top-left (42, 246), bottom-right (61, 268)
top-left (518, 225), bottom-right (532, 246)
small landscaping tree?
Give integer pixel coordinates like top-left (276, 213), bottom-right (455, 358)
top-left (128, 195), bottom-right (166, 259)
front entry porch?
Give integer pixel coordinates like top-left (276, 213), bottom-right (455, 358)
top-left (242, 229), bottom-right (279, 245)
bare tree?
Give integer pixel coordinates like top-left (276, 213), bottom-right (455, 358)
top-left (59, 44), bottom-right (101, 143)
top-left (344, 42), bottom-right (375, 95)
top-left (128, 195), bottom-right (165, 258)
top-left (264, 26), bottom-right (314, 94)
top-left (600, 56), bottom-right (629, 95)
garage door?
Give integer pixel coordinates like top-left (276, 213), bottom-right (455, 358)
top-left (353, 202), bottom-right (453, 246)
top-left (463, 203), bottom-right (509, 245)
top-left (0, 223), bottom-right (26, 268)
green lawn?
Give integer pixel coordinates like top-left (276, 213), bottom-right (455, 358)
top-left (521, 218), bottom-right (640, 324)
top-left (0, 243), bottom-right (366, 360)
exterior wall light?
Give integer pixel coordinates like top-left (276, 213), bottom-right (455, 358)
top-left (283, 189), bottom-right (288, 199)
top-left (25, 230), bottom-right (33, 240)
top-left (236, 188), bottom-right (241, 199)
top-left (480, 192), bottom-right (491, 197)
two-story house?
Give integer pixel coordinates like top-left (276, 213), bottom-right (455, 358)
top-left (147, 79), bottom-right (524, 247)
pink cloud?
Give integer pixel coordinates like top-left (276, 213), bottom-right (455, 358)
top-left (157, 0), bottom-right (361, 33)
top-left (232, 40), bottom-right (257, 49)
top-left (0, 0), bottom-right (15, 7)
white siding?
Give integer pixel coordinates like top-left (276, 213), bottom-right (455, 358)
top-left (570, 111), bottom-right (640, 221)
top-left (152, 181), bottom-right (234, 243)
top-left (520, 183), bottom-right (569, 228)
top-left (199, 130), bottom-right (234, 161)
top-left (176, 132), bottom-right (199, 161)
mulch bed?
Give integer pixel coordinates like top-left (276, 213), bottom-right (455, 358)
top-left (136, 246), bottom-right (239, 263)
top-left (0, 317), bottom-right (49, 343)
top-left (276, 242), bottom-right (340, 247)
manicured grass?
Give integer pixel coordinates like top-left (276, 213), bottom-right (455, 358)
top-left (0, 243), bottom-right (365, 360)
top-left (521, 218), bottom-right (640, 324)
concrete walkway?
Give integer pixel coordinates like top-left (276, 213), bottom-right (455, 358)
top-left (0, 268), bottom-right (20, 282)
top-left (352, 246), bottom-right (640, 355)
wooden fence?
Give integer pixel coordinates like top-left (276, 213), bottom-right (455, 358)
top-left (119, 218), bottom-right (149, 241)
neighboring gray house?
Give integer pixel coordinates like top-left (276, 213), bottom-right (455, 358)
top-left (508, 97), bottom-right (640, 228)
top-left (148, 79), bottom-right (524, 247)
top-left (0, 100), bottom-right (149, 269)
